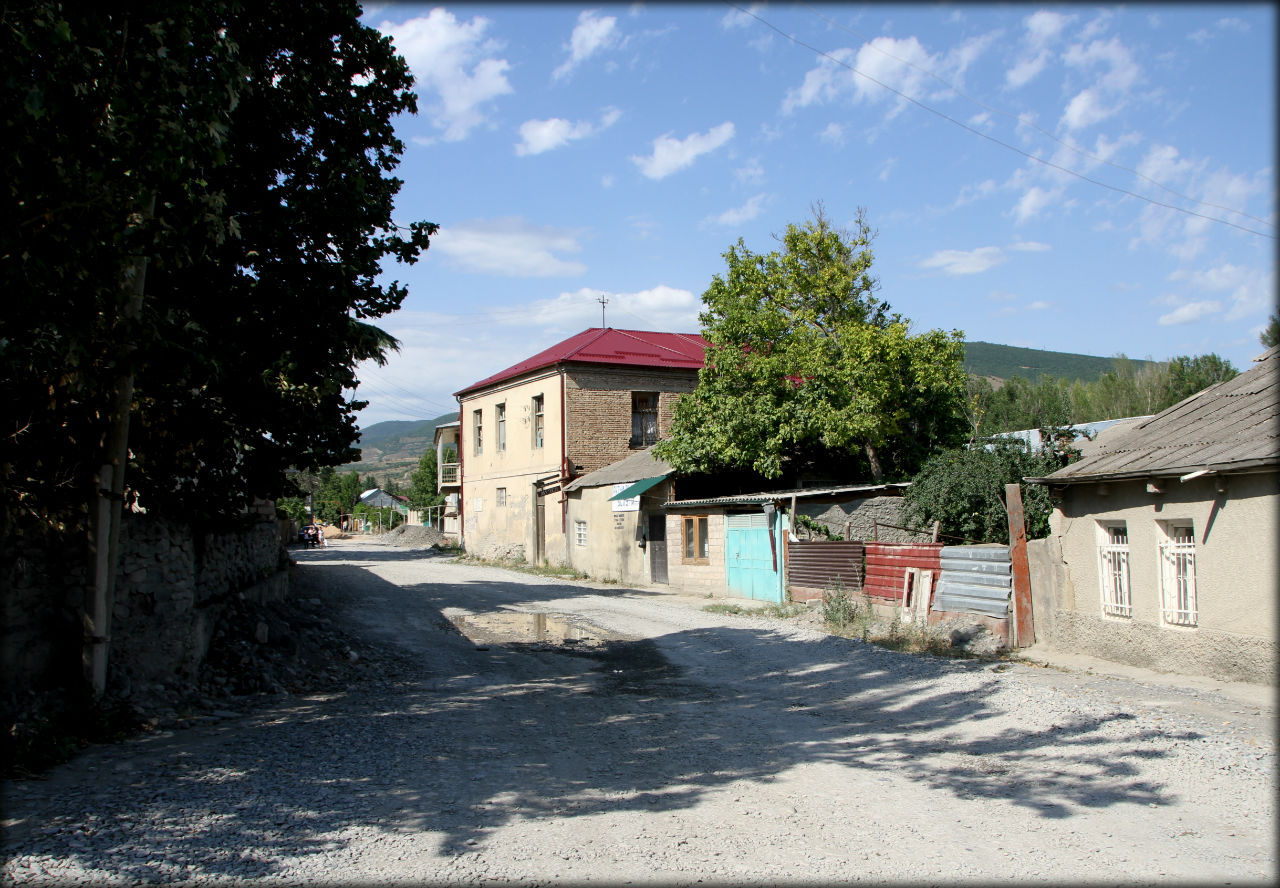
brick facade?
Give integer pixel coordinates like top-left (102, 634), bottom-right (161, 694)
top-left (564, 366), bottom-right (698, 476)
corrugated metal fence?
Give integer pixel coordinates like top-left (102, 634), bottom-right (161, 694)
top-left (932, 544), bottom-right (1012, 618)
top-left (786, 541), bottom-right (865, 602)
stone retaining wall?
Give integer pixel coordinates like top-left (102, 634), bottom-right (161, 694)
top-left (1, 504), bottom-right (289, 705)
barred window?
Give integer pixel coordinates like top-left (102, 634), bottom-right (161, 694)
top-left (575, 520), bottom-right (588, 547)
top-left (1158, 521), bottom-right (1197, 627)
top-left (1097, 522), bottom-right (1131, 617)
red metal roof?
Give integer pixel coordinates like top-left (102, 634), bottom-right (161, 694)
top-left (455, 327), bottom-right (709, 397)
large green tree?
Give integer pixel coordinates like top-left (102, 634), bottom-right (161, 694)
top-left (2, 1), bottom-right (435, 533)
top-left (655, 208), bottom-right (967, 481)
top-left (409, 448), bottom-right (444, 509)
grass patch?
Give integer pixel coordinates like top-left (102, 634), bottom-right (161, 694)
top-left (3, 692), bottom-right (146, 779)
top-left (457, 554), bottom-right (592, 582)
top-left (819, 585), bottom-right (1003, 660)
top-left (703, 601), bottom-right (810, 619)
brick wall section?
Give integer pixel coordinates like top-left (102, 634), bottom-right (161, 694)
top-left (563, 366), bottom-right (698, 476)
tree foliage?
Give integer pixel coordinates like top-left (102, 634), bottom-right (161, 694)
top-left (965, 353), bottom-right (1239, 438)
top-left (1260, 312), bottom-right (1279, 349)
top-left (655, 208), bottom-right (968, 481)
top-left (2, 1), bottom-right (435, 533)
top-left (409, 449), bottom-right (444, 509)
top-left (901, 440), bottom-right (1068, 544)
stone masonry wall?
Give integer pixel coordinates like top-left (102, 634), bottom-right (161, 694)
top-left (1, 503), bottom-right (289, 706)
top-left (564, 366), bottom-right (698, 476)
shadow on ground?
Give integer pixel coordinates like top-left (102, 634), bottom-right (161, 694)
top-left (10, 544), bottom-right (1197, 881)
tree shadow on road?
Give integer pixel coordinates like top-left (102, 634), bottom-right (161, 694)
top-left (9, 557), bottom-right (1203, 882)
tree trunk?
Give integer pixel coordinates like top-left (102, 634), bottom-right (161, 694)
top-left (863, 440), bottom-right (884, 482)
top-left (85, 193), bottom-right (154, 697)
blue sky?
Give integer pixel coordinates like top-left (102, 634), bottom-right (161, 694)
top-left (352, 2), bottom-right (1276, 427)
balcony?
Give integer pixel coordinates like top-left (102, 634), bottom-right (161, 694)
top-left (439, 462), bottom-right (460, 487)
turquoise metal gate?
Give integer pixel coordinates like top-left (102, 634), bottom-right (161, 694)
top-left (725, 511), bottom-right (782, 602)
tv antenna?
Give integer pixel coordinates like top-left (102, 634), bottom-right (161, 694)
top-left (597, 294), bottom-right (609, 328)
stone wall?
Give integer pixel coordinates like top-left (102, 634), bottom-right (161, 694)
top-left (564, 366), bottom-right (698, 475)
top-left (793, 496), bottom-right (916, 543)
top-left (1, 503), bottom-right (289, 706)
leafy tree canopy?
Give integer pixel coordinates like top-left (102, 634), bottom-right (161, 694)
top-left (655, 207), bottom-right (967, 481)
top-left (2, 1), bottom-right (435, 533)
top-left (1260, 312), bottom-right (1279, 349)
top-left (409, 449), bottom-right (444, 510)
top-left (901, 440), bottom-right (1068, 544)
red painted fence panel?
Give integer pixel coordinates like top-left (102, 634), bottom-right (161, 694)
top-left (863, 542), bottom-right (943, 603)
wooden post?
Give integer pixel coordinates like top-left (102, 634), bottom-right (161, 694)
top-left (1005, 482), bottom-right (1035, 647)
top-left (931, 520), bottom-right (940, 543)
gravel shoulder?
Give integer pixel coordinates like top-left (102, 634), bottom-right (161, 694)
top-left (3, 536), bottom-right (1274, 885)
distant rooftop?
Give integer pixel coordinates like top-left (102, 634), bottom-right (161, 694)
top-left (455, 327), bottom-right (708, 398)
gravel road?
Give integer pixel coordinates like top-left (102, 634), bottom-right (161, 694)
top-left (3, 536), bottom-right (1274, 885)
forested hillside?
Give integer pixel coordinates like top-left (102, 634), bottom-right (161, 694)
top-left (962, 341), bottom-right (1154, 383)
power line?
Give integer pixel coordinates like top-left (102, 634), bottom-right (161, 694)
top-left (796, 2), bottom-right (1275, 232)
top-left (726, 2), bottom-right (1275, 240)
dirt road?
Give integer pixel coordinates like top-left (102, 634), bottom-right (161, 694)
top-left (3, 537), bottom-right (1274, 884)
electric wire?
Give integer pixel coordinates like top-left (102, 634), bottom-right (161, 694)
top-left (726, 2), bottom-right (1275, 240)
top-left (795, 1), bottom-right (1275, 231)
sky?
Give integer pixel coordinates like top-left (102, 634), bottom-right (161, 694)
top-left (351, 2), bottom-right (1276, 428)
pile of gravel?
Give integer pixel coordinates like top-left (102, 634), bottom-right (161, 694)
top-left (383, 524), bottom-right (450, 549)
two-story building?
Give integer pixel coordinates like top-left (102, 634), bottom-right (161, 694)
top-left (450, 327), bottom-right (708, 564)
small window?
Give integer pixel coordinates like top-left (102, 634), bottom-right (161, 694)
top-left (575, 520), bottom-right (587, 547)
top-left (682, 515), bottom-right (709, 564)
top-left (532, 395), bottom-right (544, 449)
top-left (1097, 522), bottom-right (1131, 617)
top-left (496, 403), bottom-right (506, 452)
top-left (472, 409), bottom-right (483, 456)
top-left (631, 392), bottom-right (658, 447)
top-left (1158, 521), bottom-right (1197, 627)
top-left (496, 487), bottom-right (507, 507)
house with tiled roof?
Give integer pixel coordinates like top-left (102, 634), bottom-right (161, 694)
top-left (444, 327), bottom-right (708, 565)
top-left (1026, 345), bottom-right (1279, 684)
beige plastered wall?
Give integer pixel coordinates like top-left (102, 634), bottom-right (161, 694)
top-left (1047, 471), bottom-right (1278, 684)
top-left (564, 486), bottom-right (670, 585)
top-left (665, 509), bottom-right (726, 596)
top-left (460, 370), bottom-right (567, 563)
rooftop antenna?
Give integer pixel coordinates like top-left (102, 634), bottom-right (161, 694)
top-left (597, 294), bottom-right (609, 329)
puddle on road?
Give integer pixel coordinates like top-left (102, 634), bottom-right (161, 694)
top-left (450, 611), bottom-right (611, 649)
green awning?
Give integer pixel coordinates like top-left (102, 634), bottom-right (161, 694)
top-left (609, 475), bottom-right (667, 501)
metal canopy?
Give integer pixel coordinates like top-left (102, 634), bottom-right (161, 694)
top-left (609, 475), bottom-right (666, 501)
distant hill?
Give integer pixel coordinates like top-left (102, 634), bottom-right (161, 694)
top-left (339, 411), bottom-right (458, 488)
top-left (962, 341), bottom-right (1155, 384)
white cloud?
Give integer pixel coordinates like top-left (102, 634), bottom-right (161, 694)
top-left (513, 284), bottom-right (701, 332)
top-left (721, 3), bottom-right (765, 30)
top-left (818, 122), bottom-right (845, 146)
top-left (919, 246), bottom-right (1006, 275)
top-left (1169, 264), bottom-right (1274, 321)
top-left (1005, 10), bottom-right (1073, 90)
top-left (379, 9), bottom-right (513, 142)
top-left (1013, 186), bottom-right (1058, 223)
top-left (432, 218), bottom-right (588, 277)
top-left (1008, 240), bottom-right (1051, 252)
top-left (1158, 300), bottom-right (1221, 326)
top-left (553, 10), bottom-right (620, 81)
top-left (601, 174), bottom-right (615, 188)
top-left (515, 107), bottom-right (620, 155)
top-left (734, 158), bottom-right (766, 185)
top-left (631, 122), bottom-right (735, 180)
top-left (706, 194), bottom-right (769, 227)
top-left (1059, 36), bottom-right (1141, 131)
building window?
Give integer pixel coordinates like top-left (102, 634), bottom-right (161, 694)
top-left (1158, 521), bottom-right (1197, 627)
top-left (496, 403), bottom-right (507, 452)
top-left (532, 395), bottom-right (545, 448)
top-left (1097, 522), bottom-right (1131, 617)
top-left (472, 409), bottom-right (483, 455)
top-left (682, 515), bottom-right (709, 564)
top-left (496, 487), bottom-right (507, 507)
top-left (631, 392), bottom-right (658, 447)
top-left (575, 520), bottom-right (587, 547)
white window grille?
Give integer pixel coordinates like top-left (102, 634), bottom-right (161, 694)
top-left (532, 395), bottom-right (544, 448)
top-left (496, 403), bottom-right (506, 452)
top-left (575, 520), bottom-right (587, 547)
top-left (1097, 522), bottom-right (1131, 617)
top-left (1158, 522), bottom-right (1197, 627)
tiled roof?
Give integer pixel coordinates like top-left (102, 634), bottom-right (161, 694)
top-left (1033, 346), bottom-right (1279, 483)
top-left (455, 327), bottom-right (708, 397)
